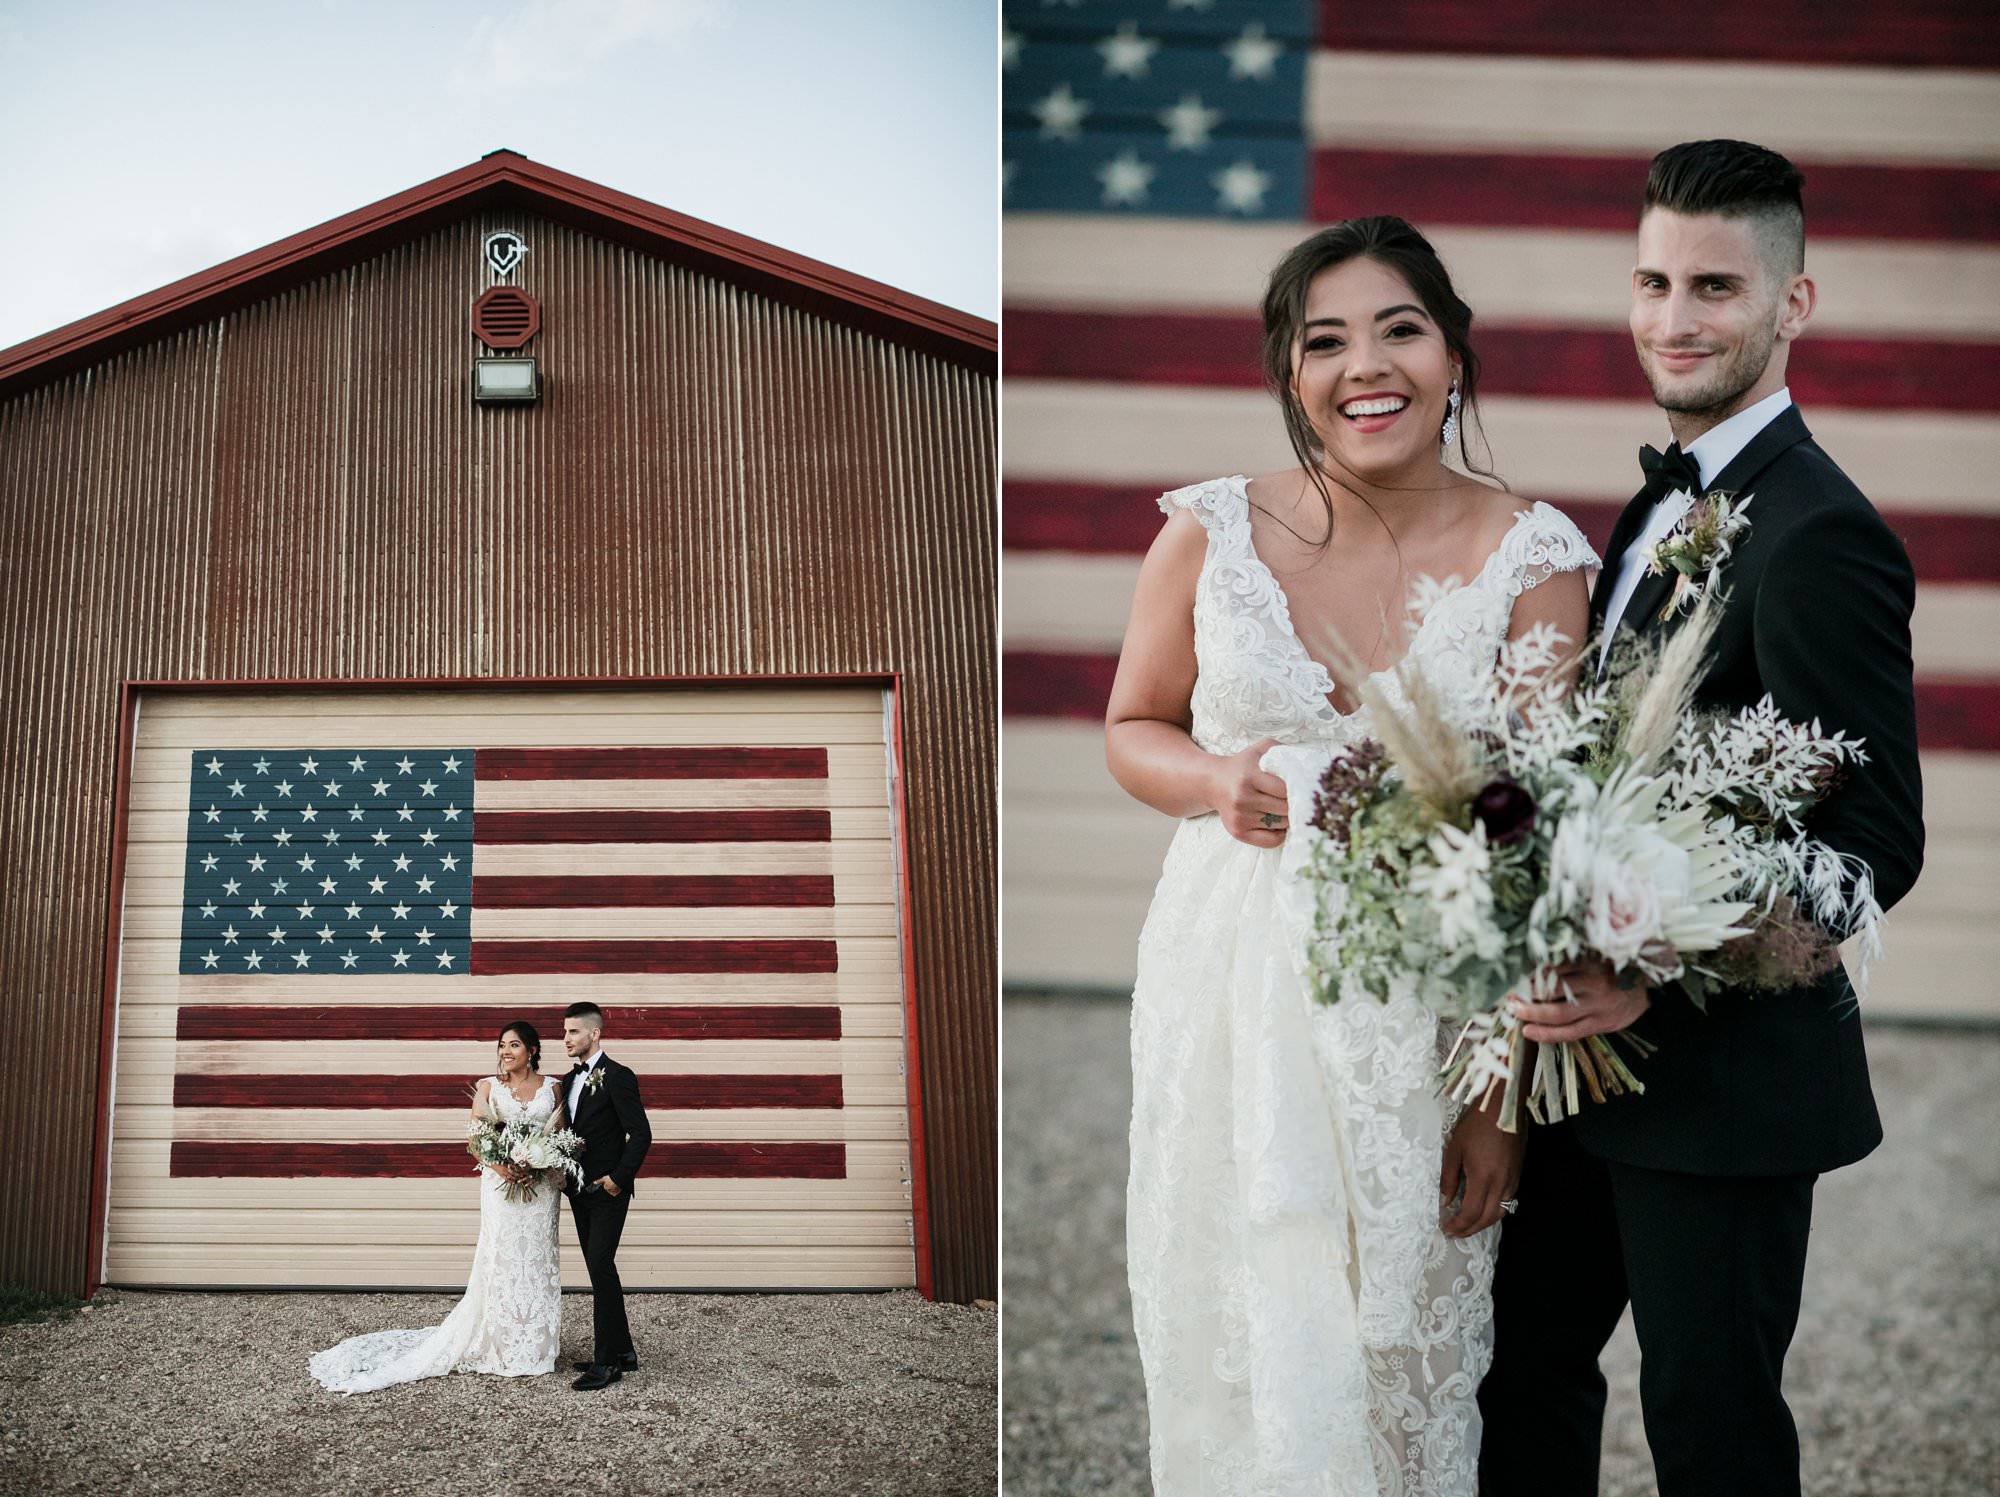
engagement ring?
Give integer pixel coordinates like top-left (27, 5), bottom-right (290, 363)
top-left (1499, 1199), bottom-right (1520, 1216)
top-left (1261, 813), bottom-right (1281, 829)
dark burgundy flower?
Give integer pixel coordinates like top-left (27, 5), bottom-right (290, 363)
top-left (1471, 776), bottom-right (1537, 846)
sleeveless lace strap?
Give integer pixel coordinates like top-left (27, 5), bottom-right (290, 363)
top-left (1492, 500), bottom-right (1600, 597)
top-left (1157, 475), bottom-right (1250, 532)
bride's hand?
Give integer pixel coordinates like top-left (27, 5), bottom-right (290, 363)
top-left (1207, 738), bottom-right (1289, 847)
top-left (1439, 1104), bottom-right (1524, 1239)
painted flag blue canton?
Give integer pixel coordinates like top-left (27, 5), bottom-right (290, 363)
top-left (1004, 0), bottom-right (1313, 220)
top-left (179, 750), bottom-right (475, 974)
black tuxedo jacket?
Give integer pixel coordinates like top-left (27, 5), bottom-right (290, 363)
top-left (560, 1055), bottom-right (652, 1198)
top-left (1573, 405), bottom-right (1924, 1176)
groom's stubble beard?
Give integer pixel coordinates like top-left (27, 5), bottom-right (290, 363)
top-left (1640, 298), bottom-right (1782, 424)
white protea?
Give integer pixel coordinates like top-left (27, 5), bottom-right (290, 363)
top-left (1408, 819), bottom-right (1505, 963)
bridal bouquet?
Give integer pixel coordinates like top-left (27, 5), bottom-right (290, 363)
top-left (1295, 598), bottom-right (1884, 1129)
top-left (466, 1105), bottom-right (586, 1203)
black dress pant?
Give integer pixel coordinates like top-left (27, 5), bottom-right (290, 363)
top-left (1478, 1121), bottom-right (1816, 1497)
top-left (570, 1188), bottom-right (634, 1364)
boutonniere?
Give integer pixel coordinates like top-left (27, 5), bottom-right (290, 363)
top-left (1644, 490), bottom-right (1753, 621)
top-left (581, 1066), bottom-right (606, 1097)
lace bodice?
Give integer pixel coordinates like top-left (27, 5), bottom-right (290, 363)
top-left (1159, 475), bottom-right (1599, 757)
top-left (484, 1074), bottom-right (559, 1129)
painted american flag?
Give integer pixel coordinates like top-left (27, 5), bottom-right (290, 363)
top-left (1001, 0), bottom-right (2000, 1017)
top-left (170, 744), bottom-right (847, 1182)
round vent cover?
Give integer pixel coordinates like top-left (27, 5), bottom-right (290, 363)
top-left (472, 286), bottom-right (541, 350)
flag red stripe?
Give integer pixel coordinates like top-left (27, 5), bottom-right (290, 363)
top-left (473, 809), bottom-right (830, 844)
top-left (471, 874), bottom-right (836, 909)
top-left (175, 1005), bottom-right (842, 1041)
top-left (1310, 148), bottom-right (2000, 244)
top-left (468, 939), bottom-right (839, 975)
top-left (175, 1073), bottom-right (844, 1110)
top-left (1003, 647), bottom-right (2000, 751)
top-left (170, 1141), bottom-right (847, 1179)
top-left (1002, 310), bottom-right (2000, 412)
top-left (1316, 0), bottom-right (2000, 69)
top-left (475, 747), bottom-right (829, 779)
top-left (1002, 481), bottom-right (2000, 585)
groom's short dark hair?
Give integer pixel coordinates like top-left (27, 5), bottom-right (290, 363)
top-left (564, 1001), bottom-right (604, 1026)
top-left (1644, 139), bottom-right (1805, 278)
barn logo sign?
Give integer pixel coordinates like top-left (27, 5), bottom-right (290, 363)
top-left (483, 231), bottom-right (527, 279)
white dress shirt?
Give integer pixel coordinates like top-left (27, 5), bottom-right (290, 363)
top-left (1598, 387), bottom-right (1793, 669)
top-left (567, 1049), bottom-right (604, 1117)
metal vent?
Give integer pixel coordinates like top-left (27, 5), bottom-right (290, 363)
top-left (472, 286), bottom-right (541, 350)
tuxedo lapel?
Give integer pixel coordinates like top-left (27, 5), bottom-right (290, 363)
top-left (1706, 404), bottom-right (1811, 497)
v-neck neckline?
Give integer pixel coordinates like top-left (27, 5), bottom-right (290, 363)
top-left (1225, 475), bottom-right (1526, 719)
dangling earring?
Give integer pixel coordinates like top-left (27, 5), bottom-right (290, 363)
top-left (1440, 379), bottom-right (1461, 452)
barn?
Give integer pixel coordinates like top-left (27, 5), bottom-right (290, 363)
top-left (0, 150), bottom-right (996, 1302)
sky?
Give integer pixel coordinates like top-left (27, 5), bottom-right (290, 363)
top-left (0, 0), bottom-right (998, 351)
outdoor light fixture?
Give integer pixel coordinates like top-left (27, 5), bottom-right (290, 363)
top-left (473, 358), bottom-right (540, 404)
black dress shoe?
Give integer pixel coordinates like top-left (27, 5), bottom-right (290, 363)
top-left (571, 1353), bottom-right (639, 1374)
top-left (571, 1364), bottom-right (623, 1391)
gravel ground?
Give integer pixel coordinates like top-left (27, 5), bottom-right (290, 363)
top-left (0, 1288), bottom-right (994, 1495)
top-left (1002, 994), bottom-right (2000, 1496)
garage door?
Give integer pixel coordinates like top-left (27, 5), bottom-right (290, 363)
top-left (102, 683), bottom-right (919, 1290)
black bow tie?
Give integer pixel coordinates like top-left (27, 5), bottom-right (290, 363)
top-left (1637, 442), bottom-right (1703, 504)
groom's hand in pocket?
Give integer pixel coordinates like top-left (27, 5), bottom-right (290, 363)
top-left (1511, 960), bottom-right (1650, 1042)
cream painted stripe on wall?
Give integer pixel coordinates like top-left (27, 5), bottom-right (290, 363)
top-left (1002, 721), bottom-right (2000, 1018)
top-left (1307, 52), bottom-right (2000, 165)
top-left (1004, 218), bottom-right (2000, 340)
top-left (143, 687), bottom-right (887, 718)
top-left (1002, 552), bottom-right (2000, 680)
top-left (1004, 380), bottom-right (2000, 514)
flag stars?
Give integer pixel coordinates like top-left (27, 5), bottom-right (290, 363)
top-left (317, 926), bottom-right (335, 943)
top-left (440, 756), bottom-right (462, 774)
top-left (221, 926), bottom-right (240, 946)
top-left (1097, 21), bottom-right (1158, 78)
top-left (371, 831), bottom-right (391, 846)
top-left (1162, 94), bottom-right (1223, 150)
top-left (1214, 160), bottom-right (1272, 214)
top-left (340, 951), bottom-right (359, 969)
top-left (371, 780), bottom-right (391, 797)
top-left (391, 901), bottom-right (412, 919)
top-left (323, 781), bottom-right (341, 798)
top-left (295, 902), bottom-right (315, 919)
top-left (415, 927), bottom-right (435, 946)
top-left (419, 780), bottom-right (437, 797)
top-left (1223, 22), bottom-right (1282, 81)
top-left (299, 806), bottom-right (318, 823)
top-left (345, 903), bottom-right (365, 920)
top-left (439, 854), bottom-right (460, 871)
top-left (200, 854), bottom-right (220, 873)
top-left (347, 756), bottom-right (367, 773)
top-left (275, 780), bottom-right (294, 797)
top-left (271, 878), bottom-right (289, 895)
top-left (319, 877), bottom-right (338, 895)
top-left (437, 900), bottom-right (459, 920)
top-left (296, 853), bottom-right (316, 872)
top-left (201, 951), bottom-right (220, 968)
top-left (268, 926), bottom-right (287, 945)
top-left (441, 805), bottom-right (461, 822)
top-left (252, 758), bottom-right (271, 775)
top-left (368, 877), bottom-right (388, 894)
top-left (419, 830), bottom-right (440, 846)
top-left (299, 757), bottom-right (319, 776)
top-left (395, 757), bottom-right (416, 775)
top-left (244, 950), bottom-right (263, 970)
top-left (227, 780), bottom-right (247, 797)
top-left (225, 829), bottom-right (246, 844)
top-left (323, 830), bottom-right (342, 844)
top-left (204, 757), bottom-right (224, 775)
top-left (199, 901), bottom-right (217, 918)
top-left (436, 951), bottom-right (456, 969)
top-left (348, 807), bottom-right (365, 822)
top-left (1034, 83), bottom-right (1090, 141)
top-left (1098, 151), bottom-right (1156, 207)
top-left (251, 805), bottom-right (269, 822)
top-left (248, 901), bottom-right (267, 919)
top-left (396, 805), bottom-right (415, 822)
top-left (222, 879), bottom-right (242, 897)
top-left (366, 925), bottom-right (386, 943)
top-left (273, 829), bottom-right (293, 847)
top-left (415, 876), bottom-right (436, 894)
top-left (393, 854), bottom-right (413, 872)
top-left (247, 854), bottom-right (267, 872)
top-left (345, 854), bottom-right (364, 871)
top-left (391, 950), bottom-right (410, 968)
top-left (293, 951), bottom-right (312, 969)
top-left (203, 805), bottom-right (221, 824)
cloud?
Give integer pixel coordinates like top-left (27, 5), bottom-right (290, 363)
top-left (462, 0), bottom-right (719, 89)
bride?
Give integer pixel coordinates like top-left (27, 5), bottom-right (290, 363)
top-left (1106, 216), bottom-right (1597, 1493)
top-left (309, 1021), bottom-right (567, 1394)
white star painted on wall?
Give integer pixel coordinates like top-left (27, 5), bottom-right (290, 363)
top-left (371, 780), bottom-right (391, 796)
top-left (340, 951), bottom-right (359, 969)
top-left (247, 854), bottom-right (267, 872)
top-left (274, 780), bottom-right (293, 797)
top-left (441, 756), bottom-right (462, 774)
top-left (1034, 83), bottom-right (1091, 140)
top-left (438, 900), bottom-right (459, 919)
top-left (1213, 160), bottom-right (1273, 213)
top-left (391, 950), bottom-right (410, 968)
top-left (200, 854), bottom-right (220, 872)
top-left (395, 757), bottom-right (416, 775)
top-left (204, 758), bottom-right (223, 775)
top-left (436, 951), bottom-right (455, 969)
top-left (243, 950), bottom-right (262, 970)
top-left (251, 758), bottom-right (270, 774)
top-left (347, 756), bottom-right (367, 773)
top-left (227, 780), bottom-right (246, 797)
top-left (293, 951), bottom-right (311, 968)
top-left (1224, 23), bottom-right (1282, 80)
top-left (299, 757), bottom-right (319, 776)
top-left (1162, 94), bottom-right (1222, 150)
top-left (221, 925), bottom-right (239, 945)
top-left (1098, 150), bottom-right (1156, 207)
top-left (201, 951), bottom-right (219, 968)
top-left (1098, 21), bottom-right (1158, 78)
top-left (1002, 29), bottom-right (1022, 68)
top-left (203, 806), bottom-right (220, 823)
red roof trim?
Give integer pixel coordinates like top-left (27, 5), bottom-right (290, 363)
top-left (0, 150), bottom-right (995, 398)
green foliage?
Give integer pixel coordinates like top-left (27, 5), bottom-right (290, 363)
top-left (0, 1283), bottom-right (86, 1326)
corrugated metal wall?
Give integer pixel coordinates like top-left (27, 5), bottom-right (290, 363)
top-left (0, 212), bottom-right (996, 1301)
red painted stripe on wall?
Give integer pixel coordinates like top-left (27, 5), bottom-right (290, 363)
top-left (471, 874), bottom-right (836, 909)
top-left (1002, 482), bottom-right (2000, 585)
top-left (1003, 647), bottom-right (2000, 753)
top-left (170, 1140), bottom-right (847, 1179)
top-left (474, 809), bottom-right (831, 843)
top-left (1316, 0), bottom-right (2000, 69)
top-left (475, 746), bottom-right (829, 779)
top-left (176, 1004), bottom-right (843, 1041)
top-left (1002, 311), bottom-right (2000, 412)
top-left (1310, 149), bottom-right (2000, 243)
top-left (468, 939), bottom-right (839, 975)
top-left (174, 1073), bottom-right (844, 1110)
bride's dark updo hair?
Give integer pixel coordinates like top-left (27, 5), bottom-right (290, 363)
top-left (496, 1021), bottom-right (542, 1073)
top-left (1259, 215), bottom-right (1501, 543)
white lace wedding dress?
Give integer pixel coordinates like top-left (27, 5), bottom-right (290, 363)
top-left (1127, 475), bottom-right (1597, 1494)
top-left (309, 1075), bottom-right (565, 1394)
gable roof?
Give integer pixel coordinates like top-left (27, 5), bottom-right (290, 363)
top-left (0, 149), bottom-right (995, 400)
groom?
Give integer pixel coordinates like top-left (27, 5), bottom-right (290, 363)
top-left (1478, 140), bottom-right (1925, 1495)
top-left (561, 1001), bottom-right (653, 1391)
